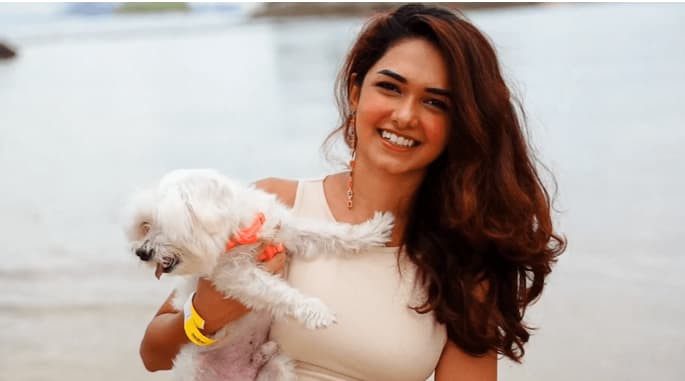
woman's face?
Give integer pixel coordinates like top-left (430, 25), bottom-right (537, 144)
top-left (351, 37), bottom-right (451, 177)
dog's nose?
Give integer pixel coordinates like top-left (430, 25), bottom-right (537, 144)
top-left (135, 247), bottom-right (153, 261)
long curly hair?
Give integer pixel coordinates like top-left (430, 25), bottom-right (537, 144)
top-left (324, 4), bottom-right (566, 362)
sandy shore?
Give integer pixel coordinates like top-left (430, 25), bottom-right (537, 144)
top-left (3, 263), bottom-right (683, 381)
top-left (0, 304), bottom-right (172, 381)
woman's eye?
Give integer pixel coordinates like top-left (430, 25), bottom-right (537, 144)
top-left (426, 98), bottom-right (448, 111)
top-left (375, 81), bottom-right (400, 93)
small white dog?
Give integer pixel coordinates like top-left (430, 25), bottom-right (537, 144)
top-left (124, 169), bottom-right (394, 381)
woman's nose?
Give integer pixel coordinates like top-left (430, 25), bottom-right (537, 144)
top-left (392, 99), bottom-right (419, 129)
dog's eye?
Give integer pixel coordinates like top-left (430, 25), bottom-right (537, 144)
top-left (141, 222), bottom-right (151, 235)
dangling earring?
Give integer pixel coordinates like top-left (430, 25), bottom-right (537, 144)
top-left (347, 150), bottom-right (355, 209)
top-left (346, 110), bottom-right (357, 147)
top-left (347, 110), bottom-right (357, 210)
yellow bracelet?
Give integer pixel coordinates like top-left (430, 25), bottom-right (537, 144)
top-left (182, 292), bottom-right (216, 346)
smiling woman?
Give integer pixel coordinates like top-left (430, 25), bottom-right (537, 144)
top-left (139, 4), bottom-right (565, 381)
top-left (349, 38), bottom-right (451, 177)
top-left (321, 4), bottom-right (567, 366)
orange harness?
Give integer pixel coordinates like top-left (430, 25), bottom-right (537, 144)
top-left (225, 212), bottom-right (284, 262)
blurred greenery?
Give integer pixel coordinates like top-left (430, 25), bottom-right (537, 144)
top-left (115, 2), bottom-right (189, 14)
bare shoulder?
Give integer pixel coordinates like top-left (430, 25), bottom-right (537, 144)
top-left (253, 177), bottom-right (298, 208)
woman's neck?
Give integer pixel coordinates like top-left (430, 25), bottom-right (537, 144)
top-left (324, 162), bottom-right (425, 246)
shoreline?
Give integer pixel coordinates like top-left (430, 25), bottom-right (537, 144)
top-left (250, 2), bottom-right (542, 18)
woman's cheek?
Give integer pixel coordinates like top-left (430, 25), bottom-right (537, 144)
top-left (422, 116), bottom-right (449, 146)
top-left (359, 91), bottom-right (393, 122)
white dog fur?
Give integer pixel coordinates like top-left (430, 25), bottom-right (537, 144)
top-left (124, 169), bottom-right (394, 381)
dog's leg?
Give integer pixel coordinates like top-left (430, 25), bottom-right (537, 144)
top-left (170, 277), bottom-right (199, 311)
top-left (275, 211), bottom-right (394, 259)
top-left (211, 262), bottom-right (336, 329)
top-left (255, 352), bottom-right (296, 381)
top-left (250, 340), bottom-right (279, 370)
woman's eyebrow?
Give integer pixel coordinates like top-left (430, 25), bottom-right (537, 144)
top-left (426, 87), bottom-right (450, 97)
top-left (378, 69), bottom-right (407, 83)
top-left (377, 69), bottom-right (451, 97)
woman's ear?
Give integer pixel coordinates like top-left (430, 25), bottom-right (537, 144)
top-left (349, 73), bottom-right (360, 110)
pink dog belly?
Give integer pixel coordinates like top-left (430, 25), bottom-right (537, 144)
top-left (194, 313), bottom-right (272, 381)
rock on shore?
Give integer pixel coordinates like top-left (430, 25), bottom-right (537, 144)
top-left (0, 41), bottom-right (17, 60)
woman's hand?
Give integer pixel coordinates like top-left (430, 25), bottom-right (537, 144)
top-left (192, 250), bottom-right (288, 334)
top-left (140, 250), bottom-right (287, 371)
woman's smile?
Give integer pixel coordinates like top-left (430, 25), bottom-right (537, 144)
top-left (377, 128), bottom-right (420, 148)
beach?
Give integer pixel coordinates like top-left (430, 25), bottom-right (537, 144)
top-left (0, 303), bottom-right (171, 380)
top-left (0, 3), bottom-right (683, 380)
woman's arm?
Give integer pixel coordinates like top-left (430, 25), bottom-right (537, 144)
top-left (139, 279), bottom-right (254, 371)
top-left (435, 340), bottom-right (497, 381)
top-left (139, 257), bottom-right (286, 371)
top-left (138, 177), bottom-right (296, 371)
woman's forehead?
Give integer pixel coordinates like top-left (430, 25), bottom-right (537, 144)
top-left (367, 38), bottom-right (449, 89)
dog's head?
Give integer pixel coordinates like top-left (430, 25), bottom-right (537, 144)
top-left (124, 169), bottom-right (241, 278)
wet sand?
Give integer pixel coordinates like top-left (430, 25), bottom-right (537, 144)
top-left (3, 260), bottom-right (682, 381)
top-left (0, 304), bottom-right (171, 380)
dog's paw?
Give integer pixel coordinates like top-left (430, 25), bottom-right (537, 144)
top-left (251, 341), bottom-right (279, 367)
top-left (294, 298), bottom-right (337, 329)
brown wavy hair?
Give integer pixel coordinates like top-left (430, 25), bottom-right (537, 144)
top-left (324, 4), bottom-right (566, 362)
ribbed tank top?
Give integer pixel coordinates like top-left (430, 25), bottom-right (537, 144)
top-left (269, 178), bottom-right (447, 381)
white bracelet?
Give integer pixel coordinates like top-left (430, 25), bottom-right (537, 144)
top-left (183, 292), bottom-right (197, 325)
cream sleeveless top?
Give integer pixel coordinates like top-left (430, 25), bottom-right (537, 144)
top-left (269, 178), bottom-right (447, 381)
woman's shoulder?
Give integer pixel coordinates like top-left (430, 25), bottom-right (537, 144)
top-left (254, 177), bottom-right (298, 208)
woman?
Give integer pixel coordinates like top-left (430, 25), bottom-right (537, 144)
top-left (140, 4), bottom-right (565, 380)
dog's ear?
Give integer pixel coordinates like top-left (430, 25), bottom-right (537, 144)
top-left (122, 187), bottom-right (157, 241)
top-left (160, 174), bottom-right (237, 237)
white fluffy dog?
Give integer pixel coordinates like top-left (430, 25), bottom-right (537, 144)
top-left (124, 169), bottom-right (394, 381)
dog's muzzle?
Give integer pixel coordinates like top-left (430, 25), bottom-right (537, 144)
top-left (154, 256), bottom-right (179, 279)
top-left (135, 247), bottom-right (154, 261)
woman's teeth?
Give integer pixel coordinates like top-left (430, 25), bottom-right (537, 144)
top-left (381, 130), bottom-right (416, 147)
